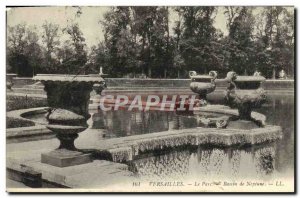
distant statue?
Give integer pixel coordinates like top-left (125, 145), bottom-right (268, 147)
top-left (99, 67), bottom-right (104, 75)
top-left (279, 69), bottom-right (287, 79)
top-left (253, 70), bottom-right (261, 77)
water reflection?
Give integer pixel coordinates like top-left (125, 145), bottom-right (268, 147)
top-left (91, 94), bottom-right (294, 139)
top-left (129, 144), bottom-right (276, 181)
top-left (257, 94), bottom-right (294, 175)
top-left (91, 110), bottom-right (198, 138)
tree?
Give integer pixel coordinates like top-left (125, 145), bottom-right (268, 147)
top-left (224, 7), bottom-right (255, 75)
top-left (86, 42), bottom-right (110, 74)
top-left (41, 21), bottom-right (60, 73)
top-left (133, 6), bottom-right (171, 78)
top-left (175, 7), bottom-right (223, 75)
top-left (172, 7), bottom-right (185, 78)
top-left (7, 23), bottom-right (29, 76)
top-left (7, 24), bottom-right (44, 76)
top-left (101, 7), bottom-right (140, 77)
top-left (25, 26), bottom-right (43, 75)
top-left (62, 23), bottom-right (88, 74)
top-left (259, 7), bottom-right (294, 78)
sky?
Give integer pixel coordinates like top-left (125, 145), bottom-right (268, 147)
top-left (6, 6), bottom-right (228, 48)
top-left (7, 7), bottom-right (109, 47)
top-left (6, 6), bottom-right (293, 48)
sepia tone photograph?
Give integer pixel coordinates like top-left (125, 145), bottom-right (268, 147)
top-left (5, 5), bottom-right (295, 193)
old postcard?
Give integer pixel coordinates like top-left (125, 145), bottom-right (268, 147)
top-left (6, 5), bottom-right (295, 193)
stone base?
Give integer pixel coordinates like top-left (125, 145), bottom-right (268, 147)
top-left (227, 120), bottom-right (259, 130)
top-left (41, 149), bottom-right (92, 167)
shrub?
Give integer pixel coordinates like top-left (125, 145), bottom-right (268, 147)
top-left (7, 95), bottom-right (47, 111)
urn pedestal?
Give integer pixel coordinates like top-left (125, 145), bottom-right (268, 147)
top-left (33, 74), bottom-right (105, 167)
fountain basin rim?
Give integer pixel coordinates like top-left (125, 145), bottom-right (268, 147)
top-left (7, 73), bottom-right (17, 77)
top-left (193, 105), bottom-right (266, 126)
top-left (33, 74), bottom-right (105, 83)
top-left (8, 107), bottom-right (49, 126)
top-left (91, 124), bottom-right (282, 163)
top-left (235, 76), bottom-right (266, 82)
top-left (191, 75), bottom-right (214, 79)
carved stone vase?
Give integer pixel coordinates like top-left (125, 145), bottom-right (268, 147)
top-left (189, 71), bottom-right (217, 103)
top-left (225, 71), bottom-right (267, 120)
top-left (90, 79), bottom-right (107, 106)
top-left (33, 74), bottom-right (105, 167)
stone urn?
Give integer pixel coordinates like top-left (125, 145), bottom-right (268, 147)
top-left (90, 78), bottom-right (107, 107)
top-left (225, 71), bottom-right (267, 120)
top-left (6, 73), bottom-right (17, 90)
top-left (33, 74), bottom-right (105, 167)
top-left (279, 69), bottom-right (287, 79)
top-left (189, 71), bottom-right (217, 104)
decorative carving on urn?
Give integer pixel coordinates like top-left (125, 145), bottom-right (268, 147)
top-left (33, 74), bottom-right (106, 167)
top-left (225, 71), bottom-right (267, 120)
top-left (189, 71), bottom-right (217, 102)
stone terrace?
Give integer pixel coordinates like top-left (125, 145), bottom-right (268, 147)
top-left (7, 124), bottom-right (282, 190)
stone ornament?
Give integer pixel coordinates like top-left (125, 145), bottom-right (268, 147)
top-left (189, 70), bottom-right (218, 102)
top-left (225, 71), bottom-right (267, 121)
top-left (33, 74), bottom-right (105, 167)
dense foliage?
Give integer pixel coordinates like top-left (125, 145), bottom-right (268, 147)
top-left (7, 95), bottom-right (47, 111)
top-left (7, 6), bottom-right (294, 79)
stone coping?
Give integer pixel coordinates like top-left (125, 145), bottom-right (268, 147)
top-left (7, 73), bottom-right (17, 77)
top-left (82, 125), bottom-right (282, 163)
top-left (6, 107), bottom-right (53, 140)
top-left (191, 75), bottom-right (213, 79)
top-left (7, 107), bottom-right (49, 126)
top-left (33, 74), bottom-right (105, 83)
top-left (7, 125), bottom-right (52, 138)
top-left (235, 76), bottom-right (266, 82)
top-left (193, 105), bottom-right (266, 126)
top-left (11, 77), bottom-right (294, 91)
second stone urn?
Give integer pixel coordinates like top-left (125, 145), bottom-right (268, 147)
top-left (225, 71), bottom-right (267, 120)
top-left (90, 80), bottom-right (107, 108)
top-left (189, 71), bottom-right (217, 103)
top-left (33, 74), bottom-right (105, 167)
